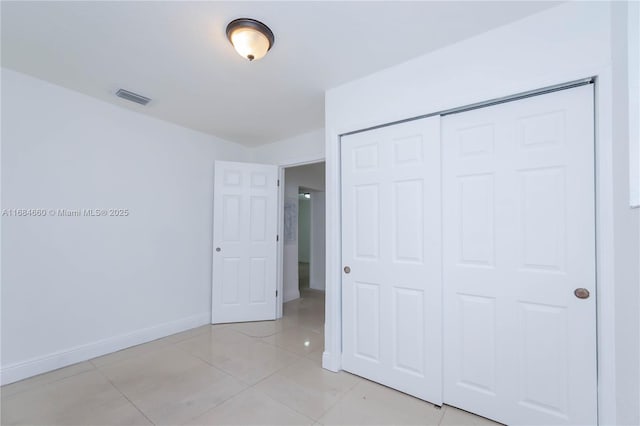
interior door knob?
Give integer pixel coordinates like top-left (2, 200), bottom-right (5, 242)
top-left (574, 288), bottom-right (590, 299)
top-left (216, 247), bottom-right (221, 252)
top-left (344, 266), bottom-right (351, 274)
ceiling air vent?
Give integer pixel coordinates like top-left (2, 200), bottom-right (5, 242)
top-left (115, 89), bottom-right (151, 106)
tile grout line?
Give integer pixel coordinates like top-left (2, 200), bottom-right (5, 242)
top-left (168, 339), bottom-right (260, 391)
top-left (172, 326), bottom-right (311, 385)
top-left (168, 310), bottom-right (327, 423)
top-left (170, 346), bottom-right (256, 387)
top-left (246, 353), bottom-right (307, 389)
top-left (169, 334), bottom-right (290, 391)
top-left (93, 367), bottom-right (156, 426)
top-left (260, 331), bottom-right (325, 359)
top-left (179, 383), bottom-right (253, 425)
top-left (1, 362), bottom-right (98, 399)
top-left (312, 377), bottom-right (369, 422)
top-left (436, 403), bottom-right (447, 425)
top-left (88, 324), bottom-right (215, 370)
top-left (249, 353), bottom-right (358, 423)
top-left (88, 340), bottom-right (173, 370)
top-left (246, 383), bottom-right (317, 425)
top-left (303, 382), bottom-right (355, 423)
top-left (163, 328), bottom-right (212, 345)
top-left (229, 323), bottom-right (287, 339)
top-left (173, 326), bottom-right (318, 396)
top-left (125, 331), bottom-right (251, 426)
top-left (179, 386), bottom-right (265, 425)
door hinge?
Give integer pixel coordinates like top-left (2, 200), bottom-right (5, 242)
top-left (277, 179), bottom-right (280, 187)
top-left (276, 290), bottom-right (278, 297)
top-left (276, 234), bottom-right (279, 242)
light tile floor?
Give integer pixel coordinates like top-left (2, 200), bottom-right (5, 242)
top-left (1, 289), bottom-right (500, 426)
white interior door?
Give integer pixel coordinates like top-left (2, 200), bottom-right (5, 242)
top-left (341, 116), bottom-right (442, 404)
top-left (212, 161), bottom-right (278, 324)
top-left (442, 85), bottom-right (596, 425)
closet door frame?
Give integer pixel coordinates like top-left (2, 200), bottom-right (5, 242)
top-left (323, 74), bottom-right (618, 425)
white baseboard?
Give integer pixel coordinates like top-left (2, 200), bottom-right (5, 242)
top-left (0, 312), bottom-right (210, 385)
top-left (322, 350), bottom-right (340, 372)
top-left (283, 289), bottom-right (300, 303)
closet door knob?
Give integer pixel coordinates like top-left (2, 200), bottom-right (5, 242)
top-left (574, 288), bottom-right (590, 299)
top-left (344, 266), bottom-right (351, 274)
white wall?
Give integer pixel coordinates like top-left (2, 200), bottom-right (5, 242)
top-left (629, 0), bottom-right (640, 207)
top-left (298, 197), bottom-right (311, 263)
top-left (611, 3), bottom-right (640, 425)
top-left (323, 2), bottom-right (638, 424)
top-left (309, 191), bottom-right (326, 291)
top-left (282, 163), bottom-right (325, 302)
top-left (1, 69), bottom-right (249, 384)
top-left (250, 128), bottom-right (325, 166)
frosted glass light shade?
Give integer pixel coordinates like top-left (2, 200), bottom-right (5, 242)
top-left (226, 19), bottom-right (274, 62)
top-left (229, 28), bottom-right (270, 61)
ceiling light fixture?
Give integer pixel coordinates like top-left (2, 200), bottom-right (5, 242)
top-left (226, 18), bottom-right (274, 62)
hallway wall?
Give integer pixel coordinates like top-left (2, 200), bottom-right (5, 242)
top-left (283, 163), bottom-right (325, 302)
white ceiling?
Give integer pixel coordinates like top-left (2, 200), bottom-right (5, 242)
top-left (1, 1), bottom-right (560, 147)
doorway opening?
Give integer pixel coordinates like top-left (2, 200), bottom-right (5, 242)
top-left (278, 161), bottom-right (326, 353)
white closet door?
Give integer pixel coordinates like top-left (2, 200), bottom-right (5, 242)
top-left (212, 161), bottom-right (278, 324)
top-left (442, 85), bottom-right (596, 425)
top-left (341, 116), bottom-right (442, 404)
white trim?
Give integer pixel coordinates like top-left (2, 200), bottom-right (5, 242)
top-left (276, 166), bottom-right (285, 318)
top-left (0, 312), bottom-right (210, 385)
top-left (324, 75), bottom-right (618, 423)
top-left (275, 153), bottom-right (325, 168)
top-left (323, 130), bottom-right (342, 372)
top-left (629, 0), bottom-right (640, 208)
top-left (593, 70), bottom-right (618, 425)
